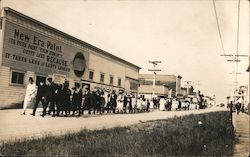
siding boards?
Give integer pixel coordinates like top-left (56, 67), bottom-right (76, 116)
top-left (0, 66), bottom-right (36, 108)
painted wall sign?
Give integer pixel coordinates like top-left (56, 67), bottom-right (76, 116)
top-left (2, 21), bottom-right (89, 76)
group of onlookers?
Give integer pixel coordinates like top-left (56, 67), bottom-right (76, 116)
top-left (21, 77), bottom-right (206, 117)
top-left (227, 101), bottom-right (246, 115)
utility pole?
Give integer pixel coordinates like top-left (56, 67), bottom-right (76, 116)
top-left (0, 0), bottom-right (1, 18)
top-left (220, 54), bottom-right (248, 103)
top-left (148, 60), bottom-right (161, 99)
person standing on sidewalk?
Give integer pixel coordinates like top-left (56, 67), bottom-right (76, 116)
top-left (30, 80), bottom-right (47, 116)
top-left (236, 102), bottom-right (242, 115)
top-left (21, 77), bottom-right (36, 115)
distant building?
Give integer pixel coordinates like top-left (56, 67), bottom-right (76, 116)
top-left (0, 8), bottom-right (141, 108)
top-left (180, 87), bottom-right (188, 97)
top-left (138, 74), bottom-right (182, 98)
top-left (180, 85), bottom-right (195, 98)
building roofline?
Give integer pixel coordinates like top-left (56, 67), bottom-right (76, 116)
top-left (139, 73), bottom-right (182, 78)
top-left (3, 7), bottom-right (141, 70)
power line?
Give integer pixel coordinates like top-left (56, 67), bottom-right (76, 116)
top-left (218, 0), bottom-right (248, 103)
top-left (212, 0), bottom-right (227, 60)
top-left (235, 0), bottom-right (241, 87)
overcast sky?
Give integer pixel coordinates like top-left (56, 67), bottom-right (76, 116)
top-left (2, 0), bottom-right (249, 104)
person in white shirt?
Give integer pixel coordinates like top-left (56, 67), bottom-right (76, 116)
top-left (136, 97), bottom-right (142, 112)
top-left (159, 98), bottom-right (166, 111)
top-left (131, 95), bottom-right (136, 113)
top-left (22, 77), bottom-right (36, 115)
top-left (116, 93), bottom-right (124, 113)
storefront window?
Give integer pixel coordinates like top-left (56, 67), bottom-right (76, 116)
top-left (11, 71), bottom-right (24, 85)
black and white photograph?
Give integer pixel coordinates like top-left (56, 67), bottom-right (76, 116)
top-left (0, 0), bottom-right (249, 156)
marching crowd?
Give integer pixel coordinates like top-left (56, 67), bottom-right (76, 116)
top-left (21, 77), bottom-right (207, 117)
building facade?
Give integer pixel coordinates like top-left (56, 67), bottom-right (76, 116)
top-left (0, 7), bottom-right (141, 108)
top-left (138, 74), bottom-right (182, 98)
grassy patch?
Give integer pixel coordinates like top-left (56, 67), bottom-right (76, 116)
top-left (0, 111), bottom-right (235, 156)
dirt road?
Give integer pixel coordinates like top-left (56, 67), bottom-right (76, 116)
top-left (0, 107), bottom-right (225, 142)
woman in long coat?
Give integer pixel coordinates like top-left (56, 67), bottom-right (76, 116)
top-left (22, 77), bottom-right (36, 115)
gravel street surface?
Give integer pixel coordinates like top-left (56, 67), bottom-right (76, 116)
top-left (0, 107), bottom-right (225, 142)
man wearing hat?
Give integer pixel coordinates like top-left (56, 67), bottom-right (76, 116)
top-left (72, 83), bottom-right (83, 116)
top-left (30, 79), bottom-right (47, 116)
top-left (83, 87), bottom-right (92, 114)
top-left (41, 77), bottom-right (56, 117)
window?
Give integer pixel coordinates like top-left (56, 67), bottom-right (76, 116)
top-left (36, 75), bottom-right (46, 86)
top-left (100, 73), bottom-right (105, 83)
top-left (11, 71), bottom-right (25, 85)
top-left (89, 71), bottom-right (94, 80)
top-left (118, 78), bottom-right (121, 86)
top-left (110, 75), bottom-right (113, 84)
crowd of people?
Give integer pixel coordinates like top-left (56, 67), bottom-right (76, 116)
top-left (227, 101), bottom-right (246, 115)
top-left (21, 77), bottom-right (207, 117)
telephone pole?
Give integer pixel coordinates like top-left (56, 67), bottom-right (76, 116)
top-left (221, 54), bottom-right (248, 103)
top-left (148, 60), bottom-right (161, 98)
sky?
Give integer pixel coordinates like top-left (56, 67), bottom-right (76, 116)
top-left (1, 0), bottom-right (249, 104)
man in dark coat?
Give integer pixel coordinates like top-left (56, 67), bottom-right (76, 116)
top-left (123, 95), bottom-right (128, 113)
top-left (110, 90), bottom-right (117, 114)
top-left (61, 83), bottom-right (71, 116)
top-left (236, 102), bottom-right (241, 115)
top-left (72, 83), bottom-right (83, 116)
top-left (92, 91), bottom-right (99, 114)
top-left (30, 80), bottom-right (47, 116)
top-left (56, 84), bottom-right (63, 116)
top-left (48, 82), bottom-right (57, 117)
top-left (128, 96), bottom-right (133, 113)
top-left (41, 78), bottom-right (56, 117)
top-left (99, 90), bottom-right (105, 114)
top-left (83, 88), bottom-right (92, 115)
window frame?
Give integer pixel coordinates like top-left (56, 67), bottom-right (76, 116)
top-left (100, 72), bottom-right (105, 83)
top-left (117, 77), bottom-right (122, 87)
top-left (10, 69), bottom-right (25, 86)
top-left (88, 70), bottom-right (94, 81)
top-left (109, 75), bottom-right (114, 85)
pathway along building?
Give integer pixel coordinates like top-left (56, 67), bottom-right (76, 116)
top-left (0, 7), bottom-right (141, 108)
